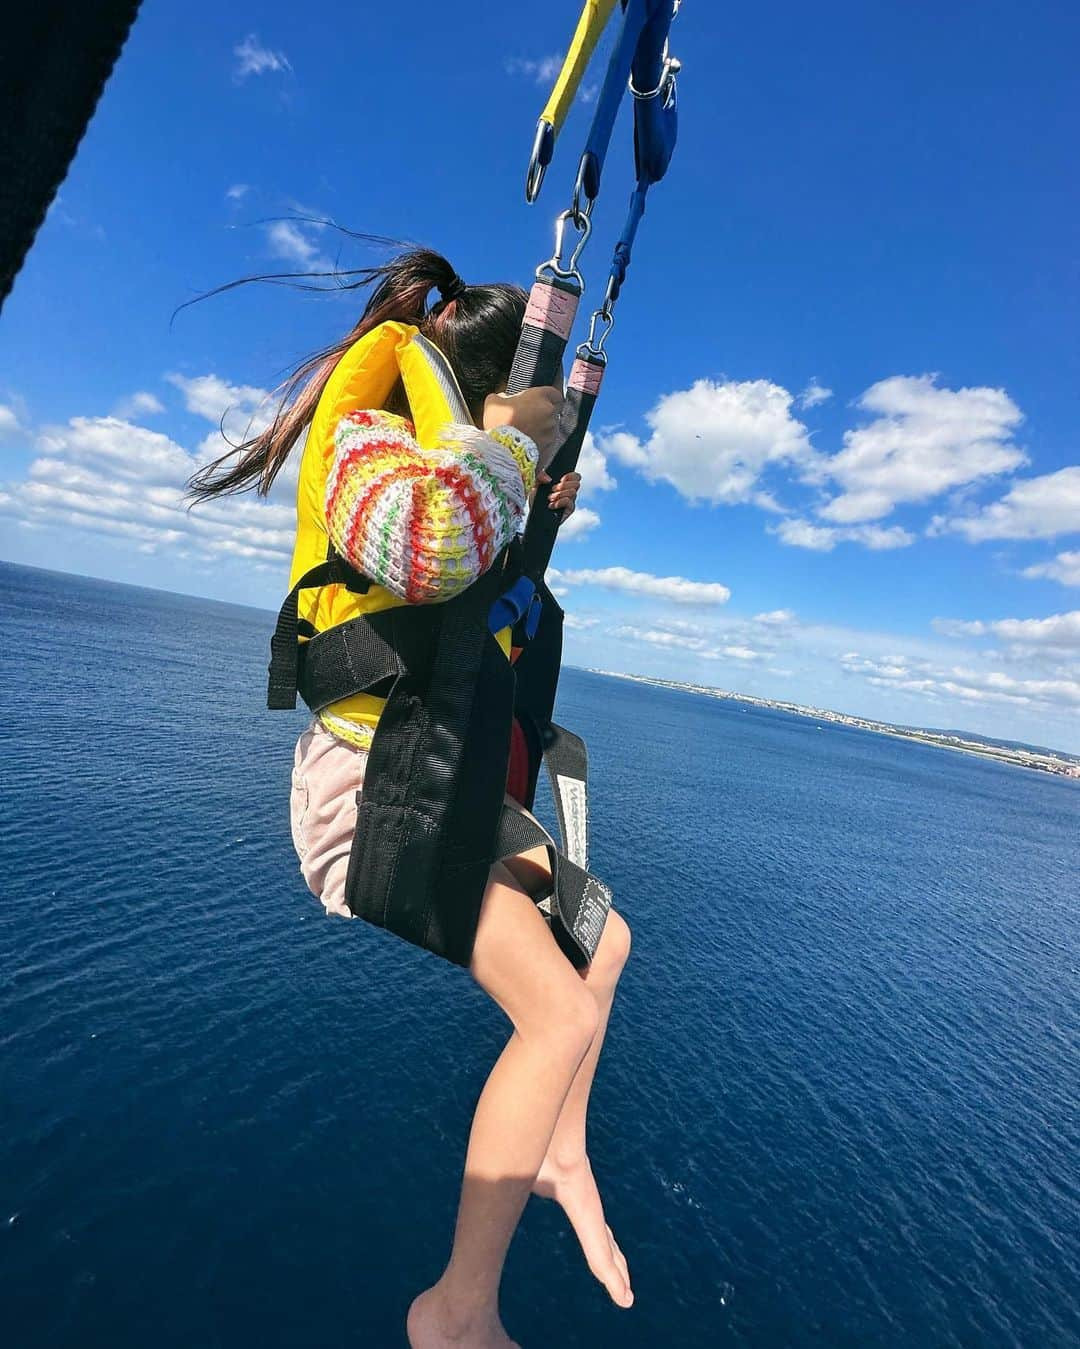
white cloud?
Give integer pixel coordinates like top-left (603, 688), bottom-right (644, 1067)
top-left (610, 625), bottom-right (762, 662)
top-left (932, 466), bottom-right (1080, 542)
top-left (226, 183), bottom-right (251, 202)
top-left (754, 608), bottom-right (797, 626)
top-left (555, 506), bottom-right (601, 541)
top-left (931, 618), bottom-right (984, 639)
top-left (0, 396), bottom-right (296, 571)
top-left (796, 379), bottom-right (832, 410)
top-left (112, 391), bottom-right (165, 420)
top-left (563, 614), bottom-right (598, 630)
top-left (611, 624), bottom-right (714, 653)
top-left (544, 425), bottom-right (615, 543)
top-left (599, 378), bottom-right (818, 505)
top-left (841, 653), bottom-right (921, 680)
top-left (576, 432), bottom-right (616, 497)
top-left (233, 35), bottom-right (292, 81)
top-left (604, 370), bottom-right (1051, 554)
top-left (840, 647), bottom-right (1080, 710)
top-left (165, 373), bottom-right (284, 488)
top-left (818, 375), bottom-right (1025, 524)
top-left (584, 607), bottom-right (1078, 747)
top-left (550, 565), bottom-right (731, 605)
top-left (505, 54), bottom-right (565, 84)
top-left (944, 668), bottom-right (1080, 708)
top-left (1023, 550), bottom-right (1080, 588)
top-left (772, 517), bottom-right (915, 551)
top-left (0, 404), bottom-right (21, 438)
top-left (933, 610), bottom-right (1080, 651)
top-left (261, 219), bottom-right (334, 274)
top-left (168, 372), bottom-right (272, 429)
top-left (35, 417), bottom-right (194, 485)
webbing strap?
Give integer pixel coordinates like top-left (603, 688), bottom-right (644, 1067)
top-left (295, 609), bottom-right (419, 713)
top-left (578, 0), bottom-right (677, 201)
top-left (541, 722), bottom-right (592, 869)
top-left (537, 0), bottom-right (619, 140)
top-left (494, 720), bottom-right (611, 968)
top-left (267, 557), bottom-right (370, 710)
top-left (342, 558), bottom-right (516, 968)
top-left (506, 276), bottom-right (581, 396)
top-left (520, 351), bottom-right (606, 584)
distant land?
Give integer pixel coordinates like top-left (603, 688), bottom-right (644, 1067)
top-left (587, 670), bottom-right (1080, 779)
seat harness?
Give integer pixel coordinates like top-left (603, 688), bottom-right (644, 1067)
top-left (266, 0), bottom-right (682, 971)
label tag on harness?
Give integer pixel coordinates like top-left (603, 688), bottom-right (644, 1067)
top-left (555, 773), bottom-right (588, 868)
top-left (575, 875), bottom-right (612, 957)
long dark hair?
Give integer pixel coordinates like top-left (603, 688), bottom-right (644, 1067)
top-left (185, 245), bottom-right (526, 502)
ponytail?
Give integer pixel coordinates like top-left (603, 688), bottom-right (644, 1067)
top-left (185, 245), bottom-right (526, 503)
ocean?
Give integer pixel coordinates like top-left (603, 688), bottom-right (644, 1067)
top-left (2, 560), bottom-right (1077, 1348)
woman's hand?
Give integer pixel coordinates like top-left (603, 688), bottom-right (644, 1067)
top-left (542, 469), bottom-right (581, 517)
top-left (483, 386), bottom-right (564, 467)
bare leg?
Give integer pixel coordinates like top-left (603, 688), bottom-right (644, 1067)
top-left (501, 844), bottom-right (635, 1307)
top-left (531, 910), bottom-right (633, 1306)
top-left (407, 862), bottom-right (601, 1349)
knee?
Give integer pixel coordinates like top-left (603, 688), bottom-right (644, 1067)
top-left (591, 908), bottom-right (632, 983)
top-left (526, 978), bottom-right (600, 1063)
top-left (564, 983), bottom-right (602, 1056)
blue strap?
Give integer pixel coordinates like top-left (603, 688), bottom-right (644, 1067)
top-left (607, 184), bottom-right (648, 303)
top-left (578, 1), bottom-right (648, 200)
top-left (578, 0), bottom-right (677, 202)
top-left (580, 0), bottom-right (678, 306)
top-left (489, 573), bottom-right (542, 638)
top-left (631, 35), bottom-right (678, 186)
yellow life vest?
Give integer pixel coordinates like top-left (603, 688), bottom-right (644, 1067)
top-left (288, 320), bottom-right (512, 739)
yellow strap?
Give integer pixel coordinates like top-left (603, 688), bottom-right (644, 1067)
top-left (538, 0), bottom-right (619, 136)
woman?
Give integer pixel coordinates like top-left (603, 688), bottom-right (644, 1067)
top-left (188, 247), bottom-right (634, 1349)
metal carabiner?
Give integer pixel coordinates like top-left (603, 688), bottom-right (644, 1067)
top-left (536, 208), bottom-right (593, 286)
top-left (577, 304), bottom-right (615, 361)
top-left (629, 45), bottom-right (681, 108)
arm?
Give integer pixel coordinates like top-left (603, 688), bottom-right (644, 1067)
top-left (324, 409), bottom-right (539, 604)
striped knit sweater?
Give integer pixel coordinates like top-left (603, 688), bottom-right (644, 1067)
top-left (324, 408), bottom-right (539, 603)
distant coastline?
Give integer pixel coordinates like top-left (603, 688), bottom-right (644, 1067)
top-left (586, 669), bottom-right (1080, 779)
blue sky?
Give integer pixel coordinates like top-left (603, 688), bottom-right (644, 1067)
top-left (2, 1), bottom-right (1079, 750)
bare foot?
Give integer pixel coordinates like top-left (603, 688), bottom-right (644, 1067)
top-left (532, 1154), bottom-right (633, 1307)
top-left (407, 1285), bottom-right (520, 1349)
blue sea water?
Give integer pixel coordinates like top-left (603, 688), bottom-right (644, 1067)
top-left (1, 559), bottom-right (1078, 1348)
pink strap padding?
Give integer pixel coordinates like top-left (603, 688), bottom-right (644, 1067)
top-left (523, 282), bottom-right (579, 340)
top-left (568, 358), bottom-right (605, 396)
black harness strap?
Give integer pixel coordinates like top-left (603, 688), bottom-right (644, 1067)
top-left (511, 353), bottom-right (607, 799)
top-left (296, 604), bottom-right (449, 712)
top-left (522, 350), bottom-right (606, 583)
top-left (505, 275), bottom-right (582, 395)
top-left (493, 722), bottom-right (610, 968)
top-left (342, 558), bottom-right (517, 967)
top-left (267, 556), bottom-right (370, 710)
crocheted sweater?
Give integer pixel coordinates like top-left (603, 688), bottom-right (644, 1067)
top-left (324, 408), bottom-right (538, 603)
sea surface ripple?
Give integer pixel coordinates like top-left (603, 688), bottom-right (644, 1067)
top-left (2, 562), bottom-right (1078, 1347)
